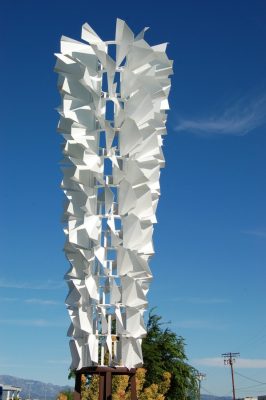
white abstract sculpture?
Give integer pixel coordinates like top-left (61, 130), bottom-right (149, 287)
top-left (55, 19), bottom-right (173, 370)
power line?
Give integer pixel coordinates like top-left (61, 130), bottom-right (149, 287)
top-left (222, 352), bottom-right (240, 400)
top-left (235, 383), bottom-right (266, 390)
top-left (236, 389), bottom-right (266, 395)
top-left (201, 385), bottom-right (220, 397)
top-left (195, 372), bottom-right (206, 400)
top-left (237, 323), bottom-right (266, 351)
top-left (235, 371), bottom-right (266, 385)
top-left (232, 372), bottom-right (266, 397)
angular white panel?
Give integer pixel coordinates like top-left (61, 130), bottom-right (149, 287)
top-left (56, 18), bottom-right (172, 369)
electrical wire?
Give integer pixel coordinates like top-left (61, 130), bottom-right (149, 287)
top-left (237, 323), bottom-right (266, 352)
top-left (201, 385), bottom-right (220, 397)
top-left (235, 371), bottom-right (266, 385)
top-left (236, 389), bottom-right (266, 395)
top-left (235, 383), bottom-right (266, 390)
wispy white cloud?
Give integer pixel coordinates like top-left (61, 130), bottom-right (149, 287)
top-left (0, 297), bottom-right (19, 302)
top-left (0, 297), bottom-right (60, 305)
top-left (175, 93), bottom-right (266, 136)
top-left (193, 357), bottom-right (266, 368)
top-left (25, 298), bottom-right (60, 305)
top-left (0, 279), bottom-right (64, 290)
top-left (170, 297), bottom-right (230, 304)
top-left (172, 319), bottom-right (226, 330)
top-left (241, 228), bottom-right (266, 238)
top-left (0, 319), bottom-right (66, 327)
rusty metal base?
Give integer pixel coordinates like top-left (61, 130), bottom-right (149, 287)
top-left (74, 366), bottom-right (137, 400)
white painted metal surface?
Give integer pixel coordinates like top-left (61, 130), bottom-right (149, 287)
top-left (55, 18), bottom-right (173, 369)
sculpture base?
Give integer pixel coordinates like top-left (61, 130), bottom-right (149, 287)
top-left (74, 366), bottom-right (137, 400)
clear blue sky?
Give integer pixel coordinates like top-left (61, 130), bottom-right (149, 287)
top-left (1, 0), bottom-right (266, 397)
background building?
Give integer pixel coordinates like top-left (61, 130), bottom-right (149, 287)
top-left (0, 385), bottom-right (21, 400)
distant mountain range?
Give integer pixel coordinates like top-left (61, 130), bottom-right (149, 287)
top-left (201, 396), bottom-right (231, 400)
top-left (0, 375), bottom-right (73, 400)
top-left (0, 375), bottom-right (231, 400)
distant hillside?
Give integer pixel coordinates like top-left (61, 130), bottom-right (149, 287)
top-left (0, 375), bottom-right (231, 400)
top-left (201, 395), bottom-right (231, 400)
top-left (0, 375), bottom-right (73, 400)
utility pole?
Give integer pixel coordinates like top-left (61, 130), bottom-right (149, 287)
top-left (195, 372), bottom-right (206, 400)
top-left (27, 382), bottom-right (32, 400)
top-left (222, 352), bottom-right (240, 400)
top-left (44, 383), bottom-right (47, 400)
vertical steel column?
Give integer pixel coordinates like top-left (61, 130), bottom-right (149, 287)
top-left (99, 373), bottom-right (105, 400)
top-left (74, 372), bottom-right (82, 400)
top-left (105, 371), bottom-right (112, 400)
top-left (130, 373), bottom-right (137, 400)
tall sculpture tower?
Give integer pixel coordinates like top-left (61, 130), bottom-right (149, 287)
top-left (55, 18), bottom-right (172, 397)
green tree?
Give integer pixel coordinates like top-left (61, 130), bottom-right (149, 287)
top-left (142, 310), bottom-right (198, 400)
top-left (69, 311), bottom-right (197, 400)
